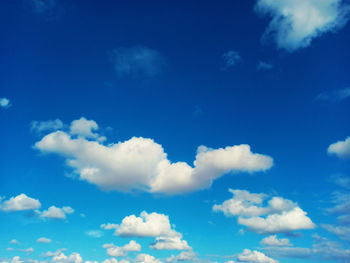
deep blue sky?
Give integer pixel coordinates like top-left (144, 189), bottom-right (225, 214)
top-left (1, 1), bottom-right (350, 263)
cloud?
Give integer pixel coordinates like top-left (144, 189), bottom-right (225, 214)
top-left (260, 235), bottom-right (292, 246)
top-left (103, 240), bottom-right (141, 257)
top-left (257, 61), bottom-right (274, 70)
top-left (213, 189), bottom-right (315, 234)
top-left (316, 88), bottom-right (350, 102)
top-left (110, 46), bottom-right (165, 77)
top-left (86, 230), bottom-right (103, 238)
top-left (34, 118), bottom-right (273, 194)
top-left (101, 223), bottom-right (119, 230)
top-left (222, 50), bottom-right (241, 68)
top-left (134, 254), bottom-right (162, 263)
top-left (37, 237), bottom-right (52, 243)
top-left (38, 206), bottom-right (74, 220)
top-left (70, 118), bottom-right (105, 141)
top-left (31, 119), bottom-right (64, 134)
top-left (255, 0), bottom-right (350, 51)
top-left (102, 259), bottom-right (130, 263)
top-left (237, 249), bottom-right (278, 263)
top-left (0, 194), bottom-right (41, 212)
top-left (9, 240), bottom-right (20, 245)
top-left (322, 224), bottom-right (350, 241)
top-left (0, 97), bottom-right (11, 109)
top-left (50, 252), bottom-right (83, 263)
top-left (27, 0), bottom-right (57, 14)
top-left (150, 235), bottom-right (191, 251)
top-left (166, 251), bottom-right (197, 262)
top-left (328, 137), bottom-right (350, 159)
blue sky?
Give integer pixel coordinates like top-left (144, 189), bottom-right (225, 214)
top-left (1, 0), bottom-right (350, 263)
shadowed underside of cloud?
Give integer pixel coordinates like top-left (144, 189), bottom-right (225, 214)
top-left (328, 136), bottom-right (350, 159)
top-left (255, 0), bottom-right (350, 52)
top-left (34, 118), bottom-right (273, 194)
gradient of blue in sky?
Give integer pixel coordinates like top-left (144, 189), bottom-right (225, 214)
top-left (1, 1), bottom-right (350, 263)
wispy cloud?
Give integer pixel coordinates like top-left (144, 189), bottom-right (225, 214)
top-left (316, 88), bottom-right (350, 102)
top-left (222, 50), bottom-right (241, 68)
top-left (27, 0), bottom-right (57, 14)
top-left (257, 61), bottom-right (274, 70)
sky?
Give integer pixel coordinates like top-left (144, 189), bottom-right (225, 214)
top-left (1, 0), bottom-right (350, 263)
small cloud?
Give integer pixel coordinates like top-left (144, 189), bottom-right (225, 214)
top-left (328, 137), bottom-right (350, 159)
top-left (0, 194), bottom-right (41, 212)
top-left (222, 50), bottom-right (241, 68)
top-left (110, 46), bottom-right (166, 77)
top-left (257, 61), bottom-right (274, 70)
top-left (316, 88), bottom-right (350, 102)
top-left (38, 206), bottom-right (74, 220)
top-left (9, 239), bottom-right (20, 245)
top-left (37, 237), bottom-right (52, 243)
top-left (86, 230), bottom-right (103, 238)
top-left (27, 0), bottom-right (57, 14)
top-left (31, 119), bottom-right (64, 134)
top-left (0, 97), bottom-right (11, 109)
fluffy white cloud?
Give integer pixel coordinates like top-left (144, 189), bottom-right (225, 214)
top-left (134, 254), bottom-right (162, 263)
top-left (0, 97), bottom-right (11, 108)
top-left (70, 118), bottom-right (103, 141)
top-left (214, 189), bottom-right (315, 234)
top-left (101, 223), bottom-right (119, 230)
top-left (255, 0), bottom-right (350, 51)
top-left (37, 237), bottom-right (52, 243)
top-left (51, 252), bottom-right (82, 263)
top-left (34, 119), bottom-right (273, 194)
top-left (260, 235), bottom-right (292, 246)
top-left (102, 259), bottom-right (130, 263)
top-left (39, 206), bottom-right (74, 220)
top-left (0, 194), bottom-right (41, 211)
top-left (237, 249), bottom-right (278, 263)
top-left (328, 137), bottom-right (350, 159)
top-left (103, 240), bottom-right (141, 257)
top-left (10, 240), bottom-right (20, 245)
top-left (31, 119), bottom-right (64, 134)
top-left (166, 251), bottom-right (197, 262)
top-left (150, 235), bottom-right (191, 251)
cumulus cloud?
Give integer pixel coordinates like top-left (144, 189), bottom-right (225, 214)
top-left (102, 259), bottom-right (130, 263)
top-left (34, 118), bottom-right (273, 194)
top-left (0, 194), bottom-right (41, 212)
top-left (166, 251), bottom-right (197, 262)
top-left (0, 97), bottom-right (11, 109)
top-left (50, 252), bottom-right (83, 263)
top-left (222, 50), bottom-right (241, 68)
top-left (237, 249), bottom-right (278, 263)
top-left (260, 235), bottom-right (292, 246)
top-left (38, 206), bottom-right (74, 220)
top-left (10, 240), bottom-right (20, 245)
top-left (328, 137), bottom-right (350, 159)
top-left (103, 241), bottom-right (141, 257)
top-left (37, 237), bottom-right (52, 243)
top-left (134, 254), bottom-right (162, 263)
top-left (70, 118), bottom-right (104, 141)
top-left (31, 119), bottom-right (64, 134)
top-left (150, 235), bottom-right (191, 251)
top-left (213, 189), bottom-right (315, 234)
top-left (255, 0), bottom-right (350, 51)
top-left (316, 88), bottom-right (350, 102)
top-left (110, 46), bottom-right (165, 77)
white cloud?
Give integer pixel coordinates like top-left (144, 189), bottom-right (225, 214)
top-left (110, 46), bottom-right (165, 77)
top-left (86, 230), bottom-right (103, 238)
top-left (34, 119), bottom-right (273, 194)
top-left (70, 118), bottom-right (103, 141)
top-left (102, 259), bottom-right (130, 263)
top-left (255, 0), bottom-right (350, 51)
top-left (31, 119), bottom-right (64, 134)
top-left (166, 251), bottom-right (197, 262)
top-left (101, 223), bottom-right (119, 230)
top-left (10, 240), bottom-right (20, 245)
top-left (0, 194), bottom-right (41, 212)
top-left (39, 206), bottom-right (74, 220)
top-left (0, 97), bottom-right (11, 109)
top-left (10, 256), bottom-right (23, 263)
top-left (150, 235), bottom-right (191, 251)
top-left (37, 237), bottom-right (52, 243)
top-left (27, 0), bottom-right (57, 14)
top-left (222, 50), bottom-right (241, 68)
top-left (214, 189), bottom-right (315, 234)
top-left (328, 137), bottom-right (350, 159)
top-left (50, 252), bottom-right (82, 263)
top-left (134, 254), bottom-right (162, 263)
top-left (316, 88), bottom-right (350, 102)
top-left (103, 240), bottom-right (141, 257)
top-left (237, 249), bottom-right (278, 263)
top-left (260, 235), bottom-right (292, 246)
top-left (257, 61), bottom-right (274, 70)
top-left (322, 224), bottom-right (350, 241)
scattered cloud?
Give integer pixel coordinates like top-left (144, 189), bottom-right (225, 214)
top-left (9, 240), bottom-right (20, 245)
top-left (0, 194), bottom-right (41, 212)
top-left (316, 88), bottom-right (350, 102)
top-left (31, 119), bottom-right (64, 134)
top-left (257, 61), bottom-right (274, 70)
top-left (110, 46), bottom-right (166, 77)
top-left (166, 251), bottom-right (197, 262)
top-left (0, 97), bottom-right (11, 109)
top-left (103, 240), bottom-right (141, 257)
top-left (34, 118), bottom-right (273, 194)
top-left (26, 0), bottom-right (57, 14)
top-left (260, 235), bottom-right (292, 246)
top-left (222, 50), bottom-right (241, 68)
top-left (86, 230), bottom-right (103, 238)
top-left (237, 249), bottom-right (278, 263)
top-left (37, 237), bottom-right (52, 243)
top-left (213, 189), bottom-right (315, 234)
top-left (255, 0), bottom-right (350, 51)
top-left (328, 136), bottom-right (350, 159)
top-left (38, 206), bottom-right (74, 220)
top-left (150, 235), bottom-right (191, 251)
top-left (134, 254), bottom-right (162, 263)
top-left (49, 252), bottom-right (83, 263)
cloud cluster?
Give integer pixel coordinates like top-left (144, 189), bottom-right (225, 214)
top-left (328, 137), bottom-right (350, 159)
top-left (260, 235), bottom-right (292, 246)
top-left (103, 241), bottom-right (141, 257)
top-left (213, 189), bottom-right (315, 234)
top-left (38, 206), bottom-right (74, 220)
top-left (31, 119), bottom-right (64, 134)
top-left (0, 194), bottom-right (41, 211)
top-left (255, 0), bottom-right (350, 51)
top-left (34, 118), bottom-right (273, 194)
top-left (237, 249), bottom-right (278, 263)
top-left (316, 88), bottom-right (350, 102)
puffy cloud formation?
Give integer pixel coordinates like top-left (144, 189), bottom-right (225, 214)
top-left (102, 259), bottom-right (130, 263)
top-left (110, 46), bottom-right (166, 77)
top-left (166, 251), bottom-right (197, 262)
top-left (260, 235), bottom-right (292, 246)
top-left (50, 252), bottom-right (82, 263)
top-left (70, 118), bottom-right (104, 141)
top-left (237, 249), bottom-right (278, 263)
top-left (213, 189), bottom-right (315, 234)
top-left (134, 254), bottom-right (162, 263)
top-left (103, 241), bottom-right (141, 257)
top-left (328, 137), bottom-right (350, 159)
top-left (10, 240), bottom-right (20, 245)
top-left (0, 97), bottom-right (11, 108)
top-left (0, 194), bottom-right (41, 211)
top-left (150, 235), bottom-right (191, 251)
top-left (31, 119), bottom-right (64, 134)
top-left (316, 88), bottom-right (350, 102)
top-left (255, 0), bottom-right (350, 51)
top-left (37, 237), bottom-right (52, 243)
top-left (38, 206), bottom-right (74, 220)
top-left (34, 118), bottom-right (273, 194)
